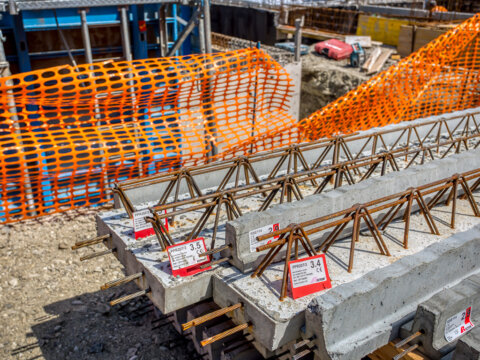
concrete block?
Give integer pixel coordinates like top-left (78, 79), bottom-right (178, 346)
top-left (226, 147), bottom-right (480, 273)
top-left (408, 274), bottom-right (480, 358)
top-left (304, 224), bottom-right (480, 360)
top-left (453, 326), bottom-right (480, 360)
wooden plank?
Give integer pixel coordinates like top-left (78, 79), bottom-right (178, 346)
top-left (397, 25), bottom-right (414, 58)
top-left (277, 25), bottom-right (345, 41)
top-left (362, 47), bottom-right (381, 72)
top-left (413, 27), bottom-right (447, 52)
top-left (367, 48), bottom-right (394, 75)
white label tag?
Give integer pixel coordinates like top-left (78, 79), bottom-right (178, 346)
top-left (445, 306), bottom-right (475, 342)
top-left (133, 209), bottom-right (154, 232)
top-left (167, 239), bottom-right (207, 271)
top-left (290, 258), bottom-right (327, 288)
top-left (249, 223), bottom-right (280, 253)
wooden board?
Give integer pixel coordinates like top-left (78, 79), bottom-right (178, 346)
top-left (277, 25), bottom-right (345, 41)
top-left (413, 27), bottom-right (447, 52)
top-left (368, 341), bottom-right (430, 360)
top-left (397, 25), bottom-right (414, 58)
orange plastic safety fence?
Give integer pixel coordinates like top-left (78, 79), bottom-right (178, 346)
top-left (299, 13), bottom-right (480, 141)
top-left (0, 48), bottom-right (296, 223)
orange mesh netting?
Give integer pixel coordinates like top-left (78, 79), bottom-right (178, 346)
top-left (0, 48), bottom-right (295, 223)
top-left (2, 14), bottom-right (480, 223)
top-left (298, 13), bottom-right (480, 141)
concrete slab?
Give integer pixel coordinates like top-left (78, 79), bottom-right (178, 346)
top-left (213, 201), bottom-right (480, 355)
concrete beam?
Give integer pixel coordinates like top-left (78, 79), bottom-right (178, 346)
top-left (407, 274), bottom-right (480, 358)
top-left (224, 147), bottom-right (480, 273)
top-left (454, 326), bottom-right (480, 360)
top-left (305, 224), bottom-right (480, 359)
top-left (96, 208), bottom-right (229, 314)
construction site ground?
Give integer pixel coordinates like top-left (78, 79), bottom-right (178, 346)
top-left (300, 44), bottom-right (399, 119)
top-left (0, 207), bottom-right (191, 360)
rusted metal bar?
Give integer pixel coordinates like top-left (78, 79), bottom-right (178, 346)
top-left (116, 113), bottom-right (480, 203)
top-left (199, 244), bottom-right (231, 257)
top-left (292, 348), bottom-right (314, 360)
top-left (253, 168), bottom-right (480, 299)
top-left (199, 257), bottom-right (231, 269)
top-left (200, 322), bottom-right (251, 347)
top-left (393, 344), bottom-right (420, 360)
top-left (182, 303), bottom-right (242, 331)
top-left (293, 338), bottom-right (313, 350)
top-left (100, 272), bottom-right (143, 290)
top-left (395, 331), bottom-right (423, 348)
top-left (72, 234), bottom-right (110, 250)
top-left (147, 133), bottom-right (480, 250)
top-left (109, 288), bottom-right (150, 306)
top-left (80, 248), bottom-right (116, 261)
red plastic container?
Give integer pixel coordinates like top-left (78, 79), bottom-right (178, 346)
top-left (315, 39), bottom-right (353, 60)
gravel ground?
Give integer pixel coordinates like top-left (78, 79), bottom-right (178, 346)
top-left (0, 206), bottom-right (194, 360)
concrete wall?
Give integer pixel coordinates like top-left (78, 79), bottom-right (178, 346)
top-left (224, 147), bottom-right (480, 273)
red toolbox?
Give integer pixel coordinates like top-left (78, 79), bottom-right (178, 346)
top-left (315, 39), bottom-right (353, 60)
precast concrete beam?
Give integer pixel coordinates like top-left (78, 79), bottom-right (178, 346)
top-left (305, 224), bottom-right (480, 360)
top-left (96, 208), bottom-right (229, 314)
top-left (453, 326), bottom-right (480, 360)
top-left (224, 147), bottom-right (480, 273)
top-left (407, 274), bottom-right (480, 358)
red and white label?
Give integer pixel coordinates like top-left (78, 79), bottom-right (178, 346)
top-left (249, 223), bottom-right (280, 252)
top-left (445, 306), bottom-right (475, 342)
top-left (133, 209), bottom-right (168, 240)
top-left (167, 238), bottom-right (211, 277)
top-left (288, 254), bottom-right (332, 299)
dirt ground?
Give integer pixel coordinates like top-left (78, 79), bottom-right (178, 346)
top-left (0, 207), bottom-right (195, 360)
top-left (300, 45), bottom-right (398, 119)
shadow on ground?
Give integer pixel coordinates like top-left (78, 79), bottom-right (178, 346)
top-left (12, 283), bottom-right (200, 360)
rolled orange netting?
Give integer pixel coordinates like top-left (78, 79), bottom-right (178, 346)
top-left (0, 48), bottom-right (297, 223)
top-left (299, 13), bottom-right (480, 140)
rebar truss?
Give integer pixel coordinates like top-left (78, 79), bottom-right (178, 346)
top-left (254, 168), bottom-right (480, 300)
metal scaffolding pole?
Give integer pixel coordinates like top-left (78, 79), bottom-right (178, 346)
top-left (80, 9), bottom-right (93, 64)
top-left (158, 4), bottom-right (169, 56)
top-left (120, 6), bottom-right (132, 61)
top-left (202, 0), bottom-right (212, 54)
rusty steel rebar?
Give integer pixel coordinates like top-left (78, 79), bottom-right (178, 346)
top-left (71, 234), bottom-right (110, 250)
top-left (109, 288), bottom-right (150, 306)
top-left (100, 272), bottom-right (143, 290)
top-left (253, 168), bottom-right (480, 300)
top-left (200, 322), bottom-right (251, 347)
top-left (182, 303), bottom-right (243, 331)
top-left (393, 344), bottom-right (420, 360)
top-left (395, 331), bottom-right (423, 349)
top-left (80, 248), bottom-right (116, 261)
